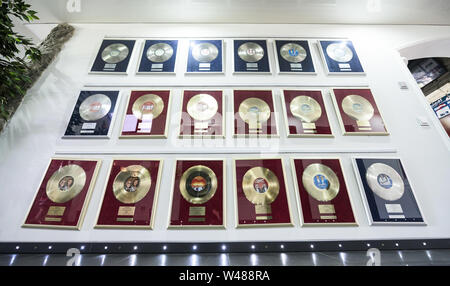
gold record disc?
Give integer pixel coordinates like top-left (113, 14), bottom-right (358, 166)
top-left (101, 43), bottom-right (129, 64)
top-left (46, 164), bottom-right (87, 203)
top-left (280, 43), bottom-right (307, 63)
top-left (302, 163), bottom-right (339, 202)
top-left (242, 167), bottom-right (280, 205)
top-left (187, 93), bottom-right (218, 121)
top-left (238, 97), bottom-right (271, 125)
top-left (79, 93), bottom-right (112, 121)
top-left (341, 95), bottom-right (374, 122)
top-left (146, 43), bottom-right (173, 63)
top-left (192, 42), bottom-right (219, 62)
top-left (290, 96), bottom-right (322, 123)
top-left (366, 163), bottom-right (405, 201)
top-left (179, 165), bottom-right (218, 205)
top-left (113, 165), bottom-right (151, 204)
top-left (326, 42), bottom-right (353, 62)
top-left (132, 94), bottom-right (164, 120)
top-left (238, 42), bottom-right (264, 63)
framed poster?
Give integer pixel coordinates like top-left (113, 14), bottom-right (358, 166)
top-left (330, 88), bottom-right (389, 135)
top-left (274, 40), bottom-right (316, 74)
top-left (318, 39), bottom-right (364, 74)
top-left (179, 90), bottom-right (225, 138)
top-left (63, 90), bottom-right (119, 138)
top-left (23, 158), bottom-right (101, 230)
top-left (281, 89), bottom-right (333, 137)
top-left (233, 90), bottom-right (279, 137)
top-left (233, 158), bottom-right (293, 228)
top-left (119, 90), bottom-right (171, 138)
top-left (90, 39), bottom-right (135, 74)
top-left (233, 39), bottom-right (271, 73)
top-left (95, 159), bottom-right (163, 229)
top-left (168, 159), bottom-right (225, 229)
top-left (137, 39), bottom-right (178, 73)
top-left (353, 157), bottom-right (425, 225)
top-left (291, 158), bottom-right (357, 226)
top-left (186, 39), bottom-right (224, 73)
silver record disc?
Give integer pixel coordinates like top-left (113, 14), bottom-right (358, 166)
top-left (280, 43), bottom-right (307, 63)
top-left (101, 43), bottom-right (129, 64)
top-left (192, 42), bottom-right (219, 62)
top-left (366, 163), bottom-right (405, 201)
top-left (79, 94), bottom-right (112, 121)
top-left (326, 42), bottom-right (353, 62)
top-left (146, 43), bottom-right (173, 63)
top-left (238, 42), bottom-right (264, 63)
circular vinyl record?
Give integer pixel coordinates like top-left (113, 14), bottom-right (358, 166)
top-left (280, 43), bottom-right (307, 63)
top-left (238, 97), bottom-right (271, 125)
top-left (101, 43), bottom-right (129, 64)
top-left (242, 167), bottom-right (279, 205)
top-left (46, 164), bottom-right (87, 203)
top-left (341, 94), bottom-right (374, 122)
top-left (79, 94), bottom-right (112, 121)
top-left (179, 165), bottom-right (218, 205)
top-left (238, 42), bottom-right (264, 63)
top-left (113, 165), bottom-right (151, 204)
top-left (290, 96), bottom-right (322, 123)
top-left (192, 42), bottom-right (219, 63)
top-left (146, 43), bottom-right (173, 63)
top-left (187, 93), bottom-right (218, 121)
top-left (302, 163), bottom-right (339, 202)
top-left (366, 163), bottom-right (405, 201)
top-left (326, 42), bottom-right (353, 63)
top-left (132, 94), bottom-right (164, 120)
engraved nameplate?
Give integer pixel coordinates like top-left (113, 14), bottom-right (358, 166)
top-left (118, 206), bottom-right (136, 216)
top-left (255, 204), bottom-right (272, 215)
top-left (318, 204), bottom-right (336, 214)
top-left (385, 204), bottom-right (403, 214)
top-left (47, 206), bottom-right (66, 217)
top-left (189, 206), bottom-right (206, 216)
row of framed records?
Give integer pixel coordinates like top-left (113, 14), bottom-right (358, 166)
top-left (64, 88), bottom-right (389, 139)
top-left (23, 156), bottom-right (425, 230)
top-left (90, 38), bottom-right (364, 75)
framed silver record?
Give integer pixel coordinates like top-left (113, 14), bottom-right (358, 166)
top-left (101, 43), bottom-right (129, 64)
top-left (146, 43), bottom-right (173, 63)
top-left (79, 93), bottom-right (112, 121)
top-left (192, 42), bottom-right (219, 63)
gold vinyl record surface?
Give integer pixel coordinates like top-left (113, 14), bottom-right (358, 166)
top-left (366, 163), bottom-right (405, 201)
top-left (326, 43), bottom-right (353, 62)
top-left (146, 43), bottom-right (173, 63)
top-left (302, 163), bottom-right (339, 202)
top-left (113, 165), bottom-right (151, 204)
top-left (238, 97), bottom-right (271, 125)
top-left (79, 93), bottom-right (112, 121)
top-left (46, 164), bottom-right (87, 203)
top-left (290, 96), bottom-right (322, 123)
top-left (192, 42), bottom-right (219, 62)
top-left (179, 165), bottom-right (218, 205)
top-left (238, 42), bottom-right (264, 63)
top-left (341, 95), bottom-right (374, 122)
top-left (132, 94), bottom-right (164, 120)
top-left (187, 93), bottom-right (218, 121)
top-left (280, 43), bottom-right (307, 63)
top-left (242, 167), bottom-right (280, 205)
top-left (101, 43), bottom-right (129, 64)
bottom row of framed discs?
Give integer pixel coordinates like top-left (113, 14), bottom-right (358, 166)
top-left (23, 157), bottom-right (425, 230)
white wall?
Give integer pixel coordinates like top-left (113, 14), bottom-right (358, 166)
top-left (0, 23), bottom-right (449, 243)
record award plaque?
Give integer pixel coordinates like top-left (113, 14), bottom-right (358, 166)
top-left (64, 90), bottom-right (119, 138)
top-left (291, 158), bottom-right (357, 225)
top-left (120, 90), bottom-right (170, 138)
top-left (319, 40), bottom-right (364, 74)
top-left (331, 88), bottom-right (388, 135)
top-left (274, 40), bottom-right (315, 74)
top-left (234, 39), bottom-right (270, 73)
top-left (96, 159), bottom-right (162, 229)
top-left (234, 158), bottom-right (293, 227)
top-left (90, 39), bottom-right (135, 74)
top-left (186, 40), bottom-right (223, 73)
top-left (23, 158), bottom-right (101, 229)
top-left (137, 40), bottom-right (178, 73)
top-left (179, 90), bottom-right (224, 138)
top-left (282, 90), bottom-right (333, 137)
top-left (233, 90), bottom-right (278, 137)
top-left (169, 159), bottom-right (225, 228)
top-left (354, 158), bottom-right (425, 225)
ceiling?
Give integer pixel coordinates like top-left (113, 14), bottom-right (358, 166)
top-left (25, 0), bottom-right (450, 25)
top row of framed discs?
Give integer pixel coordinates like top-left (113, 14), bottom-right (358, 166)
top-left (90, 39), bottom-right (365, 75)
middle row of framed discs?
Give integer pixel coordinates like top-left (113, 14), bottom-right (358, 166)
top-left (62, 88), bottom-right (389, 139)
top-left (23, 156), bottom-right (425, 230)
